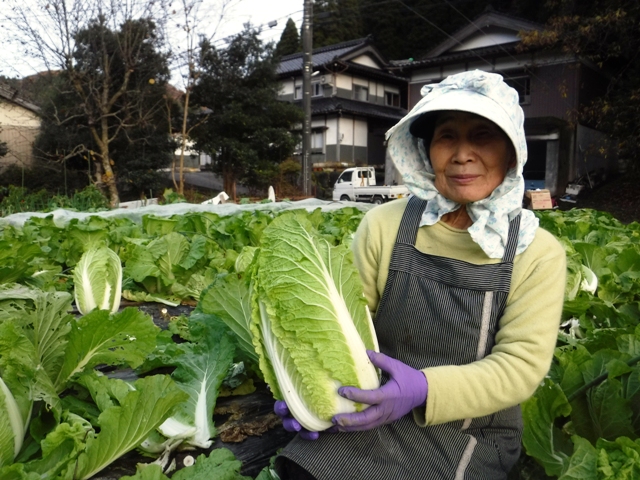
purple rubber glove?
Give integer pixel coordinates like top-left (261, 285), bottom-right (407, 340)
top-left (274, 400), bottom-right (320, 441)
top-left (331, 350), bottom-right (428, 432)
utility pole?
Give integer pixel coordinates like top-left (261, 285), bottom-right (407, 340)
top-left (301, 0), bottom-right (313, 196)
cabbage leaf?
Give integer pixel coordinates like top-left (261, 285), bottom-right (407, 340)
top-left (250, 213), bottom-right (379, 431)
top-left (157, 321), bottom-right (235, 448)
top-left (73, 246), bottom-right (122, 315)
top-left (68, 375), bottom-right (187, 480)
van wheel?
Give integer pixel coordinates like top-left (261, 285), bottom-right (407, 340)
top-left (372, 196), bottom-right (385, 205)
top-left (340, 195), bottom-right (350, 201)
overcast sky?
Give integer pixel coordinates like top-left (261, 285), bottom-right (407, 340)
top-left (0, 0), bottom-right (304, 79)
top-left (219, 0), bottom-right (303, 45)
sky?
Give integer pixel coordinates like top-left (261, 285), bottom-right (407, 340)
top-left (218, 0), bottom-right (303, 46)
top-left (0, 0), bottom-right (304, 79)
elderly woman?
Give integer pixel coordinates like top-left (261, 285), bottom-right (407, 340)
top-left (275, 70), bottom-right (566, 479)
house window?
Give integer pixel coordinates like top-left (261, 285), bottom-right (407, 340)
top-left (295, 83), bottom-right (323, 99)
top-left (353, 85), bottom-right (369, 102)
top-left (385, 91), bottom-right (400, 107)
top-left (505, 76), bottom-right (531, 104)
top-left (311, 130), bottom-right (324, 151)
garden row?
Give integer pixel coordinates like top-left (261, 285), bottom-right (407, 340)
top-left (0, 204), bottom-right (638, 478)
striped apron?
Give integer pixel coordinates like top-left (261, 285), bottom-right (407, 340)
top-left (276, 196), bottom-right (523, 480)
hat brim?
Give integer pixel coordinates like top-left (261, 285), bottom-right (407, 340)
top-left (402, 89), bottom-right (523, 165)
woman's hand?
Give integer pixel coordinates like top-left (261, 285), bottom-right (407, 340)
top-left (331, 350), bottom-right (428, 432)
top-left (274, 400), bottom-right (320, 440)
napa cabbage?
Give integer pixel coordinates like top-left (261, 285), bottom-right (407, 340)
top-left (0, 377), bottom-right (25, 468)
top-left (74, 246), bottom-right (123, 315)
top-left (156, 321), bottom-right (235, 449)
top-left (250, 213), bottom-right (379, 432)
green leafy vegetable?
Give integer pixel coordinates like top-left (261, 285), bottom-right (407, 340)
top-left (522, 209), bottom-right (640, 478)
top-left (250, 213), bottom-right (379, 431)
top-left (0, 377), bottom-right (25, 468)
top-left (73, 246), bottom-right (123, 314)
top-left (56, 307), bottom-right (160, 390)
top-left (171, 450), bottom-right (249, 480)
top-left (198, 274), bottom-right (258, 366)
top-left (157, 321), bottom-right (235, 448)
top-left (69, 375), bottom-right (187, 480)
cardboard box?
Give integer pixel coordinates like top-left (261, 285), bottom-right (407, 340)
top-left (525, 189), bottom-right (553, 210)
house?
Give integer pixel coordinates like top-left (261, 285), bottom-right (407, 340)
top-left (0, 83), bottom-right (41, 169)
top-left (391, 10), bottom-right (613, 196)
top-left (277, 37), bottom-right (408, 170)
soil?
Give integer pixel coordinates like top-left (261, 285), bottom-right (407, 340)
top-left (556, 171), bottom-right (640, 224)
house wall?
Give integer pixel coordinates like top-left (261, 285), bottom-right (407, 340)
top-left (280, 72), bottom-right (404, 109)
top-left (324, 115), bottom-right (368, 164)
top-left (521, 64), bottom-right (579, 121)
top-left (573, 124), bottom-right (617, 182)
top-left (406, 54), bottom-right (595, 195)
top-left (351, 54), bottom-right (380, 69)
top-left (280, 79), bottom-right (295, 101)
top-left (407, 52), bottom-right (579, 116)
top-left (0, 98), bottom-right (40, 169)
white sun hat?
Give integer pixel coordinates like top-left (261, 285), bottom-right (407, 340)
top-left (385, 70), bottom-right (538, 259)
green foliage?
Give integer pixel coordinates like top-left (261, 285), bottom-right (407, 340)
top-left (156, 320), bottom-right (235, 448)
top-left (275, 18), bottom-right (300, 57)
top-left (519, 0), bottom-right (640, 169)
top-left (0, 185), bottom-right (109, 216)
top-left (522, 208), bottom-right (640, 478)
top-left (160, 188), bottom-right (187, 205)
top-left (171, 449), bottom-right (249, 480)
top-left (0, 285), bottom-right (186, 478)
top-left (33, 17), bottom-right (175, 200)
top-left (313, 0), bottom-right (363, 48)
top-left (0, 205), bottom-right (366, 302)
top-left (310, 0), bottom-right (540, 60)
top-left (191, 26), bottom-right (303, 195)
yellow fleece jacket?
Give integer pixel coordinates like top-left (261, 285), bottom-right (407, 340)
top-left (351, 198), bottom-right (566, 426)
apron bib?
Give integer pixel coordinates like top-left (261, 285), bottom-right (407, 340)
top-left (277, 196), bottom-right (523, 480)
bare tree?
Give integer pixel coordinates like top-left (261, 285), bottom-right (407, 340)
top-left (5, 0), bottom-right (172, 206)
top-left (162, 0), bottom-right (241, 195)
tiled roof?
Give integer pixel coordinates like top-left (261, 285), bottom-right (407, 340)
top-left (0, 83), bottom-right (41, 114)
top-left (423, 10), bottom-right (543, 59)
top-left (277, 37), bottom-right (371, 75)
top-left (337, 61), bottom-right (408, 83)
top-left (390, 42), bottom-right (520, 70)
top-left (293, 97), bottom-right (406, 121)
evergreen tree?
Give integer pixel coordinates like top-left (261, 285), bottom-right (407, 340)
top-left (7, 0), bottom-right (174, 206)
top-left (191, 26), bottom-right (303, 199)
top-left (275, 18), bottom-right (301, 57)
top-left (357, 0), bottom-right (516, 60)
top-left (33, 18), bottom-right (175, 201)
top-left (313, 0), bottom-right (363, 48)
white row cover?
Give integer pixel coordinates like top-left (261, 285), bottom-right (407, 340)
top-left (0, 198), bottom-right (374, 228)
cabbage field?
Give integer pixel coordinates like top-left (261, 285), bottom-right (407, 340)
top-left (0, 204), bottom-right (638, 479)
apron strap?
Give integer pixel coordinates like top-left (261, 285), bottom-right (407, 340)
top-left (502, 214), bottom-right (521, 263)
top-left (397, 196), bottom-right (522, 264)
top-left (395, 196), bottom-right (427, 245)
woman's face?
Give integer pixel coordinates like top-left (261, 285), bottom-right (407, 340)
top-left (429, 111), bottom-right (516, 205)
